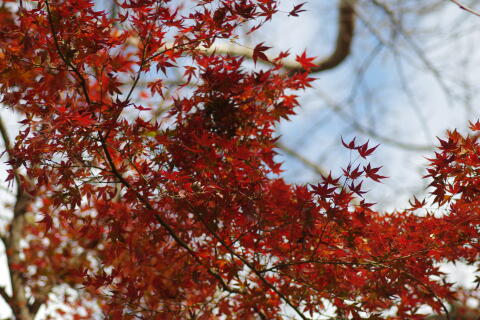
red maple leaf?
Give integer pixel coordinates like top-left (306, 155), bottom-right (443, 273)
top-left (357, 140), bottom-right (380, 159)
top-left (469, 119), bottom-right (480, 131)
top-left (341, 136), bottom-right (357, 150)
top-left (295, 50), bottom-right (317, 70)
top-left (289, 2), bottom-right (307, 17)
top-left (252, 42), bottom-right (271, 65)
top-left (363, 163), bottom-right (387, 182)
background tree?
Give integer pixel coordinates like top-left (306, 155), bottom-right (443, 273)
top-left (1, 0), bottom-right (480, 319)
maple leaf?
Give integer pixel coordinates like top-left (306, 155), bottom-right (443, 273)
top-left (357, 140), bottom-right (380, 159)
top-left (183, 66), bottom-right (197, 83)
top-left (349, 180), bottom-right (366, 196)
top-left (341, 136), bottom-right (357, 150)
top-left (39, 214), bottom-right (53, 234)
top-left (258, 2), bottom-right (278, 21)
top-left (252, 42), bottom-right (271, 65)
top-left (288, 2), bottom-right (307, 17)
top-left (320, 171), bottom-right (341, 185)
top-left (212, 6), bottom-right (228, 27)
top-left (147, 79), bottom-right (164, 97)
top-left (436, 136), bottom-right (457, 151)
top-left (295, 50), bottom-right (317, 70)
top-left (75, 114), bottom-right (95, 127)
top-left (469, 119), bottom-right (480, 131)
top-left (343, 163), bottom-right (363, 180)
top-left (409, 195), bottom-right (426, 210)
top-left (359, 199), bottom-right (376, 208)
top-left (273, 50), bottom-right (290, 63)
top-left (156, 56), bottom-right (177, 75)
top-left (106, 75), bottom-right (123, 95)
top-left (235, 2), bottom-right (255, 19)
top-left (3, 1), bottom-right (480, 319)
top-left (311, 182), bottom-right (336, 198)
top-left (363, 163), bottom-right (387, 182)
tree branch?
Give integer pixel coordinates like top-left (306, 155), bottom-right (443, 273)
top-left (127, 0), bottom-right (357, 74)
top-left (0, 115), bottom-right (35, 319)
top-left (211, 0), bottom-right (357, 73)
top-left (28, 282), bottom-right (54, 317)
top-left (307, 0), bottom-right (357, 73)
top-left (45, 0), bottom-right (92, 104)
top-left (259, 259), bottom-right (383, 274)
top-left (98, 136), bottom-right (242, 295)
top-left (99, 136), bottom-right (310, 317)
top-left (185, 201), bottom-right (310, 320)
top-left (5, 186), bottom-right (34, 320)
top-left (0, 286), bottom-right (12, 310)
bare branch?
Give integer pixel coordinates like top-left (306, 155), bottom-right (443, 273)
top-left (365, 0), bottom-right (454, 106)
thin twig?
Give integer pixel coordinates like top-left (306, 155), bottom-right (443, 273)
top-left (45, 0), bottom-right (92, 104)
top-left (260, 258), bottom-right (383, 274)
top-left (450, 0), bottom-right (480, 17)
top-left (185, 201), bottom-right (310, 320)
top-left (367, 0), bottom-right (454, 107)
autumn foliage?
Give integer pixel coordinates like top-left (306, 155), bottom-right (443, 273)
top-left (0, 0), bottom-right (480, 319)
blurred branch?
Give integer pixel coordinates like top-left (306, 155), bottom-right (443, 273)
top-left (360, 1), bottom-right (454, 106)
top-left (276, 142), bottom-right (327, 176)
top-left (315, 89), bottom-right (434, 152)
top-left (392, 50), bottom-right (433, 141)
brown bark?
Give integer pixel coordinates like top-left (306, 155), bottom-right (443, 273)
top-left (7, 193), bottom-right (32, 320)
top-left (0, 117), bottom-right (37, 320)
top-left (299, 0), bottom-right (357, 73)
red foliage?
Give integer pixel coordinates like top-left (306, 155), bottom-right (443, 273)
top-left (0, 1), bottom-right (479, 319)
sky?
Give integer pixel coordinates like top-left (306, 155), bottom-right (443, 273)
top-left (262, 0), bottom-right (480, 210)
